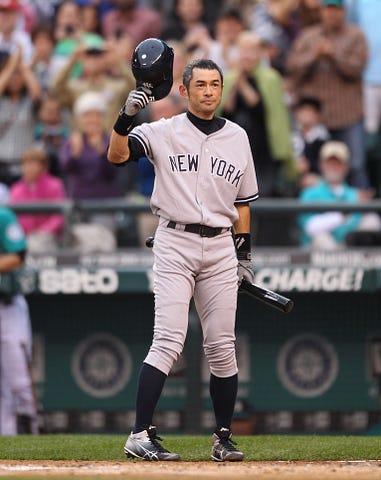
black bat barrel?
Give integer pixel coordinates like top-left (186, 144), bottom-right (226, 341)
top-left (240, 279), bottom-right (294, 313)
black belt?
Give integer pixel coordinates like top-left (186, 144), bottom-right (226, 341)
top-left (167, 221), bottom-right (228, 238)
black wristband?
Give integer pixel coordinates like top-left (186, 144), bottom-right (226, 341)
top-left (113, 113), bottom-right (135, 136)
top-left (235, 233), bottom-right (252, 260)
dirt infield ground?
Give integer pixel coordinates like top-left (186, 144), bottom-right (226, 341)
top-left (1, 460), bottom-right (381, 480)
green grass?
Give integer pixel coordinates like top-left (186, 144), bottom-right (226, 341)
top-left (0, 434), bottom-right (380, 462)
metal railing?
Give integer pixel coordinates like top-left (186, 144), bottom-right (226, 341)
top-left (8, 198), bottom-right (381, 248)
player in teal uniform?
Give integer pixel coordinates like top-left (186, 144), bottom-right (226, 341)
top-left (0, 189), bottom-right (38, 435)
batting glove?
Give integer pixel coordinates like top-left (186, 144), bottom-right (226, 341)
top-left (235, 232), bottom-right (254, 286)
top-left (123, 87), bottom-right (151, 116)
top-left (113, 87), bottom-right (152, 135)
top-left (238, 258), bottom-right (254, 286)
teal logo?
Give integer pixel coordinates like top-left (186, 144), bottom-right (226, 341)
top-left (71, 333), bottom-right (132, 398)
top-left (277, 333), bottom-right (339, 398)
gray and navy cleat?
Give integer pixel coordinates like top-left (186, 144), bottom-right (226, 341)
top-left (124, 425), bottom-right (180, 461)
top-left (211, 427), bottom-right (244, 462)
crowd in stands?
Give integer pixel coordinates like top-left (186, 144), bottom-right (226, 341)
top-left (0, 0), bottom-right (381, 250)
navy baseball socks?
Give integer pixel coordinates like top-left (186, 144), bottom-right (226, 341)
top-left (124, 366), bottom-right (242, 461)
top-left (210, 373), bottom-right (243, 461)
top-left (125, 364), bottom-right (180, 461)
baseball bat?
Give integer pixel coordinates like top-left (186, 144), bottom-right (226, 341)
top-left (145, 236), bottom-right (294, 313)
top-left (239, 278), bottom-right (294, 314)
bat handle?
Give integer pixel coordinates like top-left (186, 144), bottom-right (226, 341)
top-left (145, 236), bottom-right (154, 248)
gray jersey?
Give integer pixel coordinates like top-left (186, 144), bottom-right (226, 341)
top-left (129, 113), bottom-right (258, 227)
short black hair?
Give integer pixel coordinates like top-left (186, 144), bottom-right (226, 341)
top-left (294, 95), bottom-right (322, 112)
top-left (182, 59), bottom-right (223, 90)
top-left (217, 6), bottom-right (243, 23)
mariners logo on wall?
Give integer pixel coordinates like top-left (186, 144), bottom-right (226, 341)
top-left (71, 333), bottom-right (132, 398)
top-left (277, 333), bottom-right (339, 398)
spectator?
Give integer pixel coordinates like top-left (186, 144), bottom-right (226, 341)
top-left (30, 23), bottom-right (55, 93)
top-left (16, 0), bottom-right (38, 34)
top-left (250, 0), bottom-right (300, 74)
top-left (0, 182), bottom-right (38, 435)
top-left (80, 2), bottom-right (102, 35)
top-left (59, 91), bottom-right (120, 250)
top-left (101, 0), bottom-right (162, 58)
top-left (60, 91), bottom-right (120, 200)
top-left (291, 95), bottom-right (330, 189)
top-left (0, 45), bottom-right (42, 186)
top-left (218, 30), bottom-right (296, 197)
top-left (297, 0), bottom-right (322, 28)
top-left (299, 141), bottom-right (381, 249)
top-left (10, 146), bottom-right (66, 252)
top-left (286, 0), bottom-right (369, 189)
top-left (49, 0), bottom-right (105, 80)
top-left (346, 0), bottom-right (381, 193)
top-left (34, 95), bottom-right (70, 177)
top-left (0, 0), bottom-right (34, 64)
top-left (49, 38), bottom-right (135, 131)
top-left (190, 6), bottom-right (245, 73)
top-left (162, 0), bottom-right (210, 53)
top-left (73, 1), bottom-right (114, 20)
top-left (27, 0), bottom-right (61, 24)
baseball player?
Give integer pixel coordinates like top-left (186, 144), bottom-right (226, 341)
top-left (0, 184), bottom-right (38, 435)
top-left (108, 43), bottom-right (258, 461)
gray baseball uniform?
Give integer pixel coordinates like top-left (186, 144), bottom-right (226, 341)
top-left (129, 112), bottom-right (258, 377)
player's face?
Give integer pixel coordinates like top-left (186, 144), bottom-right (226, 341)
top-left (180, 68), bottom-right (223, 119)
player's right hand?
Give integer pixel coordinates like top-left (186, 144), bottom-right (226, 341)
top-left (123, 87), bottom-right (151, 116)
top-left (238, 259), bottom-right (254, 286)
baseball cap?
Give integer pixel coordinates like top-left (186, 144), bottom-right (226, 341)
top-left (320, 141), bottom-right (349, 163)
top-left (0, 0), bottom-right (20, 10)
top-left (84, 34), bottom-right (105, 50)
top-left (323, 0), bottom-right (344, 7)
top-left (74, 91), bottom-right (107, 117)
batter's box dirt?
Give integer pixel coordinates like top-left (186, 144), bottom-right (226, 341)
top-left (0, 460), bottom-right (381, 479)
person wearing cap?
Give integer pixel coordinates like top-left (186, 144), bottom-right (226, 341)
top-left (59, 91), bottom-right (122, 250)
top-left (49, 32), bottom-right (135, 132)
top-left (286, 0), bottom-right (369, 190)
top-left (298, 140), bottom-right (380, 249)
top-left (49, 0), bottom-right (106, 80)
top-left (0, 0), bottom-right (34, 64)
top-left (0, 180), bottom-right (39, 435)
top-left (59, 91), bottom-right (120, 201)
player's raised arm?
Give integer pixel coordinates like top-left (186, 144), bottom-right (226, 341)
top-left (107, 89), bottom-right (150, 164)
top-left (108, 38), bottom-right (174, 165)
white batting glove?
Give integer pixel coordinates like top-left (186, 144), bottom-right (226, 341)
top-left (238, 259), bottom-right (254, 286)
top-left (123, 87), bottom-right (151, 116)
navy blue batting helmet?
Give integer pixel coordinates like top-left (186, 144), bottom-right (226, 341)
top-left (131, 38), bottom-right (174, 101)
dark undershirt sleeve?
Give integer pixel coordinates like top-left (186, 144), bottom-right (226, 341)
top-left (111, 136), bottom-right (146, 167)
top-left (128, 136), bottom-right (146, 162)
